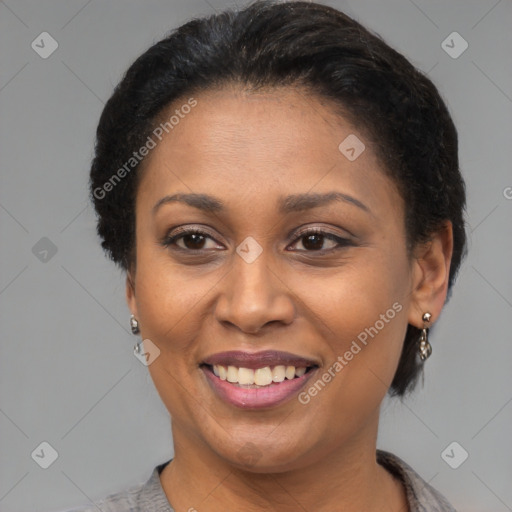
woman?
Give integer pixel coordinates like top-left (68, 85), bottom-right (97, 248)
top-left (75, 0), bottom-right (467, 510)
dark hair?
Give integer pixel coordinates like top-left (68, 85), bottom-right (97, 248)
top-left (90, 0), bottom-right (467, 397)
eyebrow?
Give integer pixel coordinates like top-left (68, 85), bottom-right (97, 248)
top-left (152, 191), bottom-right (371, 216)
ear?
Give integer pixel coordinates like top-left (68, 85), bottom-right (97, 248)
top-left (126, 271), bottom-right (138, 318)
top-left (407, 221), bottom-right (454, 328)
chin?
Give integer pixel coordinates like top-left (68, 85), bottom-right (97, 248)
top-left (213, 434), bottom-right (314, 474)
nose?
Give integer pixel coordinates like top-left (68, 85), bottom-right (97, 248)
top-left (214, 249), bottom-right (296, 334)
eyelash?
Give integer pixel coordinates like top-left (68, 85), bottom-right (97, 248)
top-left (161, 227), bottom-right (352, 253)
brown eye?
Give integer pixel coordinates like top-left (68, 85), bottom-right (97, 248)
top-left (290, 229), bottom-right (351, 252)
top-left (162, 227), bottom-right (351, 254)
top-left (179, 233), bottom-right (207, 250)
top-left (162, 228), bottom-right (222, 252)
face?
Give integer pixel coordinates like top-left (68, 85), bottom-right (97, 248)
top-left (127, 86), bottom-right (417, 472)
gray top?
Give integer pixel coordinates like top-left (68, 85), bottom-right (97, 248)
top-left (65, 450), bottom-right (456, 512)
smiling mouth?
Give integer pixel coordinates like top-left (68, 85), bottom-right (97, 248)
top-left (201, 363), bottom-right (317, 388)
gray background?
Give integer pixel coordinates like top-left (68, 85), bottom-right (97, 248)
top-left (1, 0), bottom-right (511, 511)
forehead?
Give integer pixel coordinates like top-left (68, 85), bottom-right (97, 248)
top-left (136, 86), bottom-right (401, 221)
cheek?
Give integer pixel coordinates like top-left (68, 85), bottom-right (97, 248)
top-left (298, 246), bottom-right (410, 340)
top-left (132, 238), bottom-right (227, 377)
top-left (291, 250), bottom-right (410, 408)
top-left (132, 258), bottom-right (214, 418)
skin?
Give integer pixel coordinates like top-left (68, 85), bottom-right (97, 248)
top-left (126, 85), bottom-right (453, 512)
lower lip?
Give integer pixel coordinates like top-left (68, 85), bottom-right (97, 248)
top-left (201, 366), bottom-right (318, 409)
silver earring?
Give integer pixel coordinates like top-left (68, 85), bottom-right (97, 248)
top-left (418, 312), bottom-right (432, 361)
top-left (130, 314), bottom-right (140, 335)
top-left (134, 339), bottom-right (143, 355)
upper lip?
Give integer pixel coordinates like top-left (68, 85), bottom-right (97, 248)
top-left (202, 350), bottom-right (320, 369)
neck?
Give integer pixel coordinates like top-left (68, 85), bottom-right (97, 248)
top-left (160, 414), bottom-right (408, 512)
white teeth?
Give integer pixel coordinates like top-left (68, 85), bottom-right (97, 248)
top-left (285, 365), bottom-right (296, 380)
top-left (238, 367), bottom-right (255, 385)
top-left (254, 367), bottom-right (273, 386)
top-left (227, 365), bottom-right (238, 383)
top-left (211, 364), bottom-right (309, 386)
top-left (272, 365), bottom-right (286, 383)
top-left (295, 367), bottom-right (306, 377)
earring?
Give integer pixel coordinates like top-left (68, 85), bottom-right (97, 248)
top-left (418, 312), bottom-right (432, 361)
top-left (130, 314), bottom-right (140, 335)
top-left (134, 339), bottom-right (143, 355)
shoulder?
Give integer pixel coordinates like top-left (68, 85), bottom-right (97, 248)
top-left (377, 450), bottom-right (457, 512)
top-left (60, 460), bottom-right (174, 512)
top-left (61, 486), bottom-right (140, 511)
